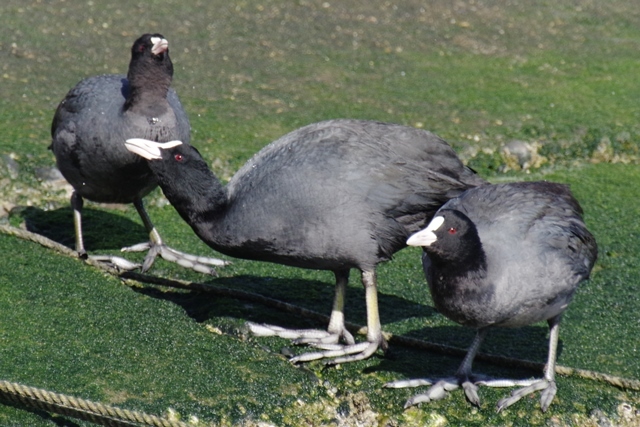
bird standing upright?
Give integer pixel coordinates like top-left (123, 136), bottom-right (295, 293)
top-left (50, 33), bottom-right (227, 274)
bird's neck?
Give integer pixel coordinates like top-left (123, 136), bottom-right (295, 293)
top-left (158, 168), bottom-right (230, 242)
top-left (123, 73), bottom-right (171, 114)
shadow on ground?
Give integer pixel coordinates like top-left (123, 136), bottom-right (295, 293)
top-left (129, 274), bottom-right (557, 384)
top-left (131, 274), bottom-right (437, 329)
top-left (12, 206), bottom-right (148, 252)
top-left (369, 324), bottom-right (558, 381)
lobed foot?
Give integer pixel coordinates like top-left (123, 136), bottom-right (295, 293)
top-left (122, 242), bottom-right (230, 275)
top-left (290, 341), bottom-right (379, 364)
top-left (385, 374), bottom-right (537, 409)
top-left (385, 378), bottom-right (456, 407)
top-left (247, 322), bottom-right (381, 365)
top-left (384, 377), bottom-right (483, 408)
top-left (496, 379), bottom-right (556, 412)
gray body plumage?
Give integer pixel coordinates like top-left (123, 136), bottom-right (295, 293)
top-left (51, 74), bottom-right (190, 204)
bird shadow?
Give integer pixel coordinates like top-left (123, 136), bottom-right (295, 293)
top-left (14, 205), bottom-right (437, 332)
top-left (131, 276), bottom-right (559, 383)
top-left (14, 206), bottom-right (552, 380)
top-left (368, 324), bottom-right (561, 381)
top-left (130, 274), bottom-right (437, 332)
top-left (12, 206), bottom-right (148, 252)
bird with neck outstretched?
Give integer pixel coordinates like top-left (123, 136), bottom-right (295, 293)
top-left (124, 119), bottom-right (487, 364)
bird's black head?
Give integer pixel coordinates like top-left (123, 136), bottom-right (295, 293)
top-left (127, 33), bottom-right (174, 85)
top-left (408, 209), bottom-right (484, 268)
top-left (124, 138), bottom-right (222, 219)
top-left (125, 139), bottom-right (207, 183)
top-left (131, 33), bottom-right (170, 60)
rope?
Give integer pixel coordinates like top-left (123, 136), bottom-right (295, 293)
top-left (1, 223), bottom-right (639, 426)
top-left (0, 380), bottom-right (189, 427)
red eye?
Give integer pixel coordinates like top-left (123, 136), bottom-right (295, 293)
top-left (448, 227), bottom-right (457, 234)
top-left (174, 154), bottom-right (183, 162)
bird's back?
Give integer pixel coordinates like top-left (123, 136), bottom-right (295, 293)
top-left (220, 119), bottom-right (485, 269)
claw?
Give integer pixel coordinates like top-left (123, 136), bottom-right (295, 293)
top-left (539, 380), bottom-right (557, 412)
top-left (247, 322), bottom-right (282, 337)
top-left (247, 322), bottom-right (333, 340)
top-left (402, 380), bottom-right (455, 408)
top-left (247, 321), bottom-right (356, 349)
top-left (324, 341), bottom-right (379, 365)
top-left (121, 242), bottom-right (151, 252)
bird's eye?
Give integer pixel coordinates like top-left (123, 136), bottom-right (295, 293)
top-left (448, 227), bottom-right (457, 234)
top-left (138, 44), bottom-right (146, 52)
top-left (174, 154), bottom-right (184, 162)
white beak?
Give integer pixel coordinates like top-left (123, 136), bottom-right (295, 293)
top-left (125, 138), bottom-right (183, 160)
top-left (150, 37), bottom-right (169, 55)
top-left (407, 215), bottom-right (444, 247)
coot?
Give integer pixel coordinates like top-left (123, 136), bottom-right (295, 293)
top-left (385, 181), bottom-right (597, 411)
top-left (125, 119), bottom-right (486, 363)
top-left (50, 33), bottom-right (226, 273)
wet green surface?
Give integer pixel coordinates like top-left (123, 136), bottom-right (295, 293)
top-left (1, 1), bottom-right (639, 425)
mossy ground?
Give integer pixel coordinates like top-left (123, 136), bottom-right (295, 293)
top-left (1, 1), bottom-right (639, 426)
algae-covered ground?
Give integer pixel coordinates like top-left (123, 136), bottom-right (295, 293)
top-left (1, 1), bottom-right (639, 426)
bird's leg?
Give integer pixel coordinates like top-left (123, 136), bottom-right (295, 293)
top-left (324, 270), bottom-right (356, 344)
top-left (71, 192), bottom-right (86, 258)
top-left (455, 328), bottom-right (487, 407)
top-left (120, 198), bottom-right (230, 274)
top-left (71, 192), bottom-right (141, 271)
top-left (247, 270), bottom-right (355, 346)
top-left (496, 315), bottom-right (561, 412)
top-left (292, 270), bottom-right (356, 346)
top-left (249, 269), bottom-right (386, 364)
top-left (288, 269), bottom-right (385, 364)
top-left (385, 328), bottom-right (489, 408)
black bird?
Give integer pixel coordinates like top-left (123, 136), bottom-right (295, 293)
top-left (124, 119), bottom-right (487, 363)
top-left (385, 181), bottom-right (597, 411)
top-left (50, 33), bottom-right (226, 273)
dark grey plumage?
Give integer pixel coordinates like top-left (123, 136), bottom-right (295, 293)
top-left (124, 119), bottom-right (486, 364)
top-left (387, 181), bottom-right (597, 411)
top-left (50, 33), bottom-right (225, 273)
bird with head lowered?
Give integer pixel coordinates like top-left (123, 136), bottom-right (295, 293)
top-left (124, 119), bottom-right (486, 364)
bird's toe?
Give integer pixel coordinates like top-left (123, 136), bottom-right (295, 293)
top-left (462, 380), bottom-right (481, 407)
top-left (89, 255), bottom-right (141, 271)
top-left (402, 380), bottom-right (457, 409)
top-left (289, 341), bottom-right (375, 364)
top-left (496, 379), bottom-right (553, 412)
